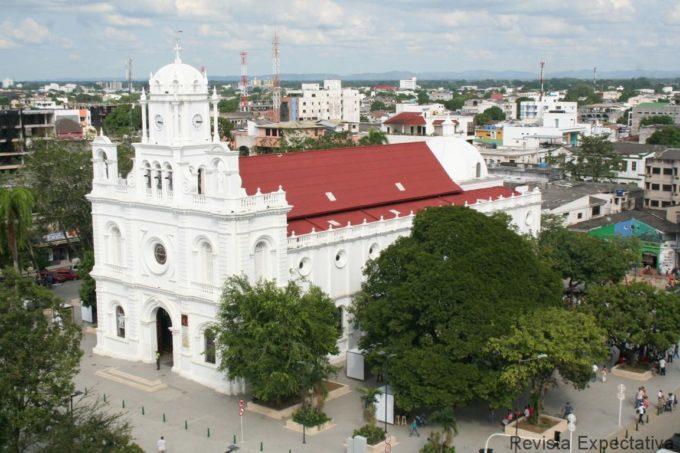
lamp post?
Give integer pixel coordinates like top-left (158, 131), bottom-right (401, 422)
top-left (513, 354), bottom-right (548, 453)
top-left (69, 390), bottom-right (83, 420)
top-left (617, 384), bottom-right (626, 427)
top-left (378, 352), bottom-right (396, 435)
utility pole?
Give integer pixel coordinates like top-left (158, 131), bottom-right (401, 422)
top-left (593, 66), bottom-right (597, 92)
top-left (240, 51), bottom-right (249, 112)
top-left (126, 56), bottom-right (133, 137)
top-left (539, 60), bottom-right (545, 101)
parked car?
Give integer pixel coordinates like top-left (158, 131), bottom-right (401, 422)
top-left (54, 268), bottom-right (79, 281)
top-left (39, 270), bottom-right (66, 285)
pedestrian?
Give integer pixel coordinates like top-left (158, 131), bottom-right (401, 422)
top-left (637, 404), bottom-right (645, 425)
top-left (157, 436), bottom-right (166, 452)
top-left (156, 351), bottom-right (161, 370)
top-left (674, 343), bottom-right (679, 359)
top-left (523, 405), bottom-right (530, 419)
top-left (601, 367), bottom-right (608, 383)
top-left (635, 387), bottom-right (644, 408)
top-left (591, 364), bottom-right (598, 382)
top-left (668, 349), bottom-right (674, 364)
top-left (562, 402), bottom-right (573, 419)
top-left (658, 390), bottom-right (665, 408)
top-left (409, 418), bottom-right (420, 437)
top-left (659, 357), bottom-right (667, 376)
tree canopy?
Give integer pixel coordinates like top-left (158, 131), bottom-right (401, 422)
top-left (562, 84), bottom-right (602, 105)
top-left (103, 104), bottom-right (141, 137)
top-left (216, 277), bottom-right (341, 404)
top-left (641, 115), bottom-right (674, 126)
top-left (0, 269), bottom-right (82, 451)
top-left (351, 206), bottom-right (562, 411)
top-left (278, 131), bottom-right (356, 153)
top-left (0, 188), bottom-right (34, 270)
top-left (218, 98), bottom-right (239, 113)
top-left (581, 282), bottom-right (680, 362)
top-left (358, 130), bottom-right (388, 146)
top-left (487, 307), bottom-right (607, 421)
top-left (565, 135), bottom-right (623, 182)
top-left (538, 226), bottom-right (639, 295)
top-left (647, 126), bottom-right (680, 147)
top-left (474, 106), bottom-right (506, 125)
top-left (22, 140), bottom-right (94, 250)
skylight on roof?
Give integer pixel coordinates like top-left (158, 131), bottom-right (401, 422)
top-left (395, 182), bottom-right (405, 191)
top-left (325, 192), bottom-right (336, 201)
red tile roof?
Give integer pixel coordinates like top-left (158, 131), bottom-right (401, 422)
top-left (239, 142), bottom-right (463, 220)
top-left (372, 84), bottom-right (397, 91)
top-left (383, 111), bottom-right (426, 126)
top-left (432, 119), bottom-right (459, 126)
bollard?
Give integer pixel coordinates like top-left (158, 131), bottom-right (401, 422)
top-left (207, 427), bottom-right (211, 438)
top-left (103, 394), bottom-right (107, 403)
top-left (233, 434), bottom-right (237, 444)
top-left (142, 406), bottom-right (145, 415)
top-left (163, 413), bottom-right (166, 423)
top-left (636, 420), bottom-right (639, 431)
top-left (122, 400), bottom-right (125, 409)
top-left (260, 441), bottom-right (263, 451)
top-left (185, 420), bottom-right (188, 430)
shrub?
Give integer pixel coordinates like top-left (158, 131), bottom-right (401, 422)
top-left (352, 424), bottom-right (386, 445)
top-left (292, 407), bottom-right (330, 427)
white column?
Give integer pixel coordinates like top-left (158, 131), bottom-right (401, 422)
top-left (140, 97), bottom-right (148, 143)
top-left (212, 87), bottom-right (219, 142)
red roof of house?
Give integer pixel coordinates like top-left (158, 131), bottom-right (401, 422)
top-left (432, 119), bottom-right (459, 126)
top-left (489, 93), bottom-right (504, 101)
top-left (372, 84), bottom-right (397, 91)
top-left (239, 142), bottom-right (463, 220)
top-left (383, 111), bottom-right (426, 126)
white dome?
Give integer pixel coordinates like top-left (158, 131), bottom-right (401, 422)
top-left (150, 61), bottom-right (207, 95)
top-left (424, 137), bottom-right (488, 182)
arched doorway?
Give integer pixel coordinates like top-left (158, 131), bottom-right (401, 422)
top-left (155, 307), bottom-right (173, 367)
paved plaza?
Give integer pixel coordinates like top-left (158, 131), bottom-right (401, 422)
top-left (57, 282), bottom-right (680, 452)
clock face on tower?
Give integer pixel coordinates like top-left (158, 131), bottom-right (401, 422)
top-left (192, 114), bottom-right (203, 129)
top-left (154, 114), bottom-right (164, 130)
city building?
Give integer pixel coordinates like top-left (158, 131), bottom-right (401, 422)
top-left (399, 77), bottom-right (417, 91)
top-left (88, 53), bottom-right (543, 394)
top-left (290, 80), bottom-right (361, 123)
top-left (579, 103), bottom-right (626, 124)
top-left (643, 148), bottom-right (680, 210)
top-left (2, 78), bottom-right (13, 89)
top-left (630, 102), bottom-right (680, 134)
top-left (612, 142), bottom-right (663, 188)
top-left (519, 97), bottom-right (576, 123)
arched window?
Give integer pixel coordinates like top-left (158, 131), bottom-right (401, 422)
top-left (197, 168), bottom-right (205, 195)
top-left (164, 164), bottom-right (173, 193)
top-left (475, 162), bottom-right (481, 179)
top-left (337, 306), bottom-right (344, 335)
top-left (204, 328), bottom-right (216, 364)
top-left (198, 241), bottom-right (213, 283)
top-left (99, 151), bottom-right (109, 179)
top-left (154, 163), bottom-right (162, 190)
top-left (108, 226), bottom-right (122, 265)
top-left (115, 306), bottom-right (125, 338)
top-left (253, 240), bottom-right (270, 281)
top-left (143, 162), bottom-right (152, 189)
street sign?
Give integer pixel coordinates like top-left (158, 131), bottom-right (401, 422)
top-left (239, 399), bottom-right (245, 408)
top-left (617, 384), bottom-right (626, 401)
top-left (239, 407), bottom-right (244, 416)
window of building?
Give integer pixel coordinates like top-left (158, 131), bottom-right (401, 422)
top-left (254, 240), bottom-right (270, 281)
top-left (204, 328), bottom-right (216, 364)
top-left (475, 162), bottom-right (481, 178)
top-left (646, 182), bottom-right (651, 189)
top-left (621, 161), bottom-right (628, 172)
top-left (577, 213), bottom-right (583, 219)
top-left (109, 226), bottom-right (122, 265)
top-left (197, 168), bottom-right (205, 195)
top-left (116, 306), bottom-right (125, 338)
top-left (632, 161), bottom-right (637, 171)
top-left (592, 206), bottom-right (601, 216)
top-left (664, 184), bottom-right (672, 191)
top-left (198, 241), bottom-right (213, 284)
top-left (651, 200), bottom-right (660, 207)
top-left (653, 167), bottom-right (661, 174)
top-left (652, 183), bottom-right (660, 190)
top-left (663, 201), bottom-right (672, 207)
top-left (646, 166), bottom-right (651, 175)
top-left (664, 168), bottom-right (673, 175)
top-left (645, 199), bottom-right (650, 206)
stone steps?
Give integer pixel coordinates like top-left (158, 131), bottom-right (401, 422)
top-left (95, 367), bottom-right (168, 392)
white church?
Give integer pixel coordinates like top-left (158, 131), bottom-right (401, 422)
top-left (88, 50), bottom-right (542, 394)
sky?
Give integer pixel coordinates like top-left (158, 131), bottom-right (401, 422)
top-left (0, 0), bottom-right (679, 80)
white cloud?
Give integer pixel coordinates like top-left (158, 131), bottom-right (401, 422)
top-left (0, 18), bottom-right (50, 47)
top-left (104, 27), bottom-right (139, 44)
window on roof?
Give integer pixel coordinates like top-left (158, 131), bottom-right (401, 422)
top-left (325, 192), bottom-right (336, 201)
top-left (395, 182), bottom-right (405, 191)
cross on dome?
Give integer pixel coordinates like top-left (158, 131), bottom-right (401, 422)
top-left (174, 30), bottom-right (183, 63)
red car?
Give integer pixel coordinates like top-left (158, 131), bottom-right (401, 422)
top-left (39, 270), bottom-right (66, 284)
top-left (54, 268), bottom-right (79, 281)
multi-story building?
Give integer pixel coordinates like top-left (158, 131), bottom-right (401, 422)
top-left (579, 103), bottom-right (626, 124)
top-left (612, 143), bottom-right (663, 188)
top-left (290, 80), bottom-right (361, 124)
top-left (519, 97), bottom-right (576, 123)
top-left (399, 77), bottom-right (417, 91)
top-left (630, 102), bottom-right (680, 134)
top-left (643, 148), bottom-right (680, 210)
top-left (1, 78), bottom-right (13, 89)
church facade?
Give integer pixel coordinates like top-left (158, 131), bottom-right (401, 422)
top-left (88, 54), bottom-right (542, 394)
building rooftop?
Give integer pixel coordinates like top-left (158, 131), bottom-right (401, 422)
top-left (570, 209), bottom-right (680, 235)
top-left (383, 111), bottom-right (426, 126)
top-left (611, 142), bottom-right (665, 157)
top-left (255, 120), bottom-right (324, 130)
top-left (636, 102), bottom-right (675, 108)
top-left (540, 181), bottom-right (638, 210)
top-left (653, 148), bottom-right (680, 160)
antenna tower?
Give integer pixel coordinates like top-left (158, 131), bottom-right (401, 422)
top-left (272, 32), bottom-right (281, 122)
top-left (240, 51), bottom-right (249, 112)
top-left (539, 60), bottom-right (545, 101)
top-left (126, 56), bottom-right (133, 136)
top-left (593, 66), bottom-right (597, 91)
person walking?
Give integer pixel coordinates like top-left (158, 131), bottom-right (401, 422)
top-left (409, 418), bottom-right (420, 437)
top-left (601, 367), bottom-right (608, 383)
top-left (660, 357), bottom-right (667, 376)
top-left (591, 364), bottom-right (598, 382)
top-left (637, 404), bottom-right (645, 425)
top-left (156, 351), bottom-right (161, 370)
top-left (635, 387), bottom-right (644, 408)
top-left (674, 343), bottom-right (679, 360)
top-left (157, 436), bottom-right (167, 452)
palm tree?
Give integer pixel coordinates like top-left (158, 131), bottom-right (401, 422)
top-left (0, 188), bottom-right (34, 270)
top-left (358, 386), bottom-right (382, 426)
top-left (359, 130), bottom-right (388, 146)
top-left (431, 407), bottom-right (458, 448)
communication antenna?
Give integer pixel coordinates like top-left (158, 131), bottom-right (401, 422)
top-left (126, 56), bottom-right (133, 136)
top-left (593, 66), bottom-right (597, 91)
top-left (272, 32), bottom-right (281, 122)
top-left (539, 60), bottom-right (545, 101)
top-left (240, 51), bottom-right (249, 112)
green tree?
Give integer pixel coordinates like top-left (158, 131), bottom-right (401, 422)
top-left (474, 106), bottom-right (505, 126)
top-left (0, 269), bottom-right (82, 451)
top-left (351, 206), bottom-right (561, 411)
top-left (562, 84), bottom-right (602, 105)
top-left (582, 283), bottom-right (680, 363)
top-left (565, 135), bottom-right (623, 181)
top-left (487, 307), bottom-right (607, 423)
top-left (359, 130), bottom-right (388, 146)
top-left (218, 98), bottom-right (239, 113)
top-left (539, 227), bottom-right (639, 297)
top-left (279, 131), bottom-right (356, 153)
top-left (370, 100), bottom-right (388, 111)
top-left (117, 141), bottom-right (135, 178)
top-left (103, 104), bottom-right (141, 137)
top-left (358, 387), bottom-right (382, 426)
top-left (0, 188), bottom-right (34, 270)
top-left (218, 117), bottom-right (235, 140)
top-left (640, 115), bottom-right (674, 126)
top-left (430, 407), bottom-right (458, 448)
top-left (78, 250), bottom-right (96, 312)
top-left (647, 126), bottom-right (680, 147)
top-left (22, 140), bottom-right (94, 250)
top-left (216, 277), bottom-right (341, 405)
top-left (417, 91), bottom-right (430, 105)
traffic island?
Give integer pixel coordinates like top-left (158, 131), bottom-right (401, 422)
top-left (611, 364), bottom-right (653, 381)
top-left (505, 415), bottom-right (567, 439)
top-left (284, 418), bottom-right (336, 435)
top-left (343, 435), bottom-right (398, 453)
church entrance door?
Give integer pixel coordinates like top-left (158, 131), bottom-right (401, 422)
top-left (155, 307), bottom-right (173, 367)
